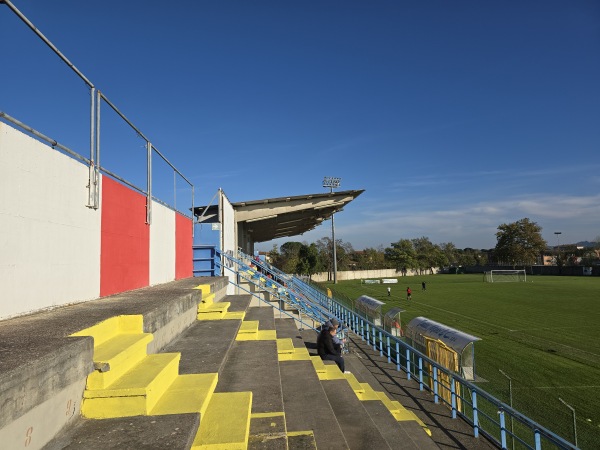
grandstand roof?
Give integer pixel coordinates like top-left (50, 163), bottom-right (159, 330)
top-left (193, 189), bottom-right (364, 243)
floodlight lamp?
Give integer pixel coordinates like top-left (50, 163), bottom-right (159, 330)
top-left (323, 176), bottom-right (341, 189)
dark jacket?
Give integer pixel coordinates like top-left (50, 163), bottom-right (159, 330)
top-left (317, 329), bottom-right (341, 358)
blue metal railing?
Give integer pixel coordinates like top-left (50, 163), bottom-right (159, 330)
top-left (220, 250), bottom-right (577, 450)
top-left (216, 250), bottom-right (334, 330)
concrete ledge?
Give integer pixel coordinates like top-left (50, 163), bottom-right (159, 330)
top-left (44, 413), bottom-right (200, 450)
top-left (0, 277), bottom-right (225, 448)
top-left (0, 337), bottom-right (92, 429)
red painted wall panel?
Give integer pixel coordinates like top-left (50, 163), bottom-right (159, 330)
top-left (175, 212), bottom-right (193, 280)
top-left (100, 177), bottom-right (150, 297)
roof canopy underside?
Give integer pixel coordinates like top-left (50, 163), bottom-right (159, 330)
top-left (236, 189), bottom-right (364, 243)
top-left (194, 189), bottom-right (364, 243)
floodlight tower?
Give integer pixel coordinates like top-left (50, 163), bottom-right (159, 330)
top-left (323, 176), bottom-right (341, 284)
top-left (554, 232), bottom-right (562, 265)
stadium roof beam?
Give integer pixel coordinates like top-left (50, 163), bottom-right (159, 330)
top-left (193, 189), bottom-right (364, 252)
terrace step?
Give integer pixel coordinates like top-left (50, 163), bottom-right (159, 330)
top-left (151, 373), bottom-right (218, 416)
top-left (287, 431), bottom-right (317, 450)
top-left (84, 333), bottom-right (153, 389)
top-left (197, 302), bottom-right (231, 320)
top-left (248, 412), bottom-right (287, 450)
top-left (82, 353), bottom-right (180, 418)
top-left (192, 391), bottom-right (253, 449)
top-left (321, 379), bottom-right (391, 449)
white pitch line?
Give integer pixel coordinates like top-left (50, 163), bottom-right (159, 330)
top-left (514, 385), bottom-right (600, 390)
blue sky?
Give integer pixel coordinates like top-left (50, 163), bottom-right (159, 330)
top-left (2, 1), bottom-right (599, 250)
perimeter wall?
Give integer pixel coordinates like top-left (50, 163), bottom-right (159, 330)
top-left (310, 268), bottom-right (424, 282)
top-left (0, 122), bottom-right (193, 320)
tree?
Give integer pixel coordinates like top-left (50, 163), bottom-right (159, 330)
top-left (296, 243), bottom-right (320, 278)
top-left (384, 239), bottom-right (416, 274)
top-left (352, 246), bottom-right (389, 270)
top-left (494, 218), bottom-right (547, 267)
top-left (277, 241), bottom-right (304, 274)
top-left (440, 242), bottom-right (458, 267)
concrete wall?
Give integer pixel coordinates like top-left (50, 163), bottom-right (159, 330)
top-left (0, 123), bottom-right (193, 320)
top-left (311, 268), bottom-right (423, 282)
top-left (150, 201), bottom-right (176, 285)
top-left (221, 191), bottom-right (236, 294)
top-left (0, 122), bottom-right (101, 319)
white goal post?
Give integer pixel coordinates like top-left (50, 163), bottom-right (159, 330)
top-left (484, 270), bottom-right (527, 283)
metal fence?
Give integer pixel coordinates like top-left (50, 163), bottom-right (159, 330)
top-left (220, 250), bottom-right (579, 448)
top-left (2, 0), bottom-right (194, 221)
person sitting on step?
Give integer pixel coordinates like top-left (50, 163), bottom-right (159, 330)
top-left (317, 323), bottom-right (345, 373)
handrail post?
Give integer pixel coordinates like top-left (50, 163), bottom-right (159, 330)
top-left (386, 335), bottom-right (391, 363)
top-left (395, 341), bottom-right (400, 371)
top-left (406, 348), bottom-right (411, 380)
top-left (87, 86), bottom-right (96, 208)
top-left (372, 326), bottom-right (377, 351)
top-left (472, 390), bottom-right (479, 438)
top-left (146, 141), bottom-right (152, 224)
top-left (418, 357), bottom-right (424, 391)
top-left (499, 408), bottom-right (507, 449)
top-left (378, 330), bottom-right (383, 355)
top-left (451, 377), bottom-right (457, 418)
top-left (433, 367), bottom-right (439, 403)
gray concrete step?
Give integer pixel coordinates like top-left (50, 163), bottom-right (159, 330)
top-left (43, 413), bottom-right (199, 450)
top-left (279, 359), bottom-right (348, 450)
top-left (162, 294), bottom-right (252, 375)
top-left (321, 379), bottom-right (392, 450)
top-left (0, 277), bottom-right (225, 449)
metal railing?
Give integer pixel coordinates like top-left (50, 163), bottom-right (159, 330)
top-left (217, 250), bottom-right (337, 331)
top-left (221, 251), bottom-right (577, 450)
top-left (2, 0), bottom-right (194, 221)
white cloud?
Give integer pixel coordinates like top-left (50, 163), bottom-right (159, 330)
top-left (317, 193), bottom-right (600, 249)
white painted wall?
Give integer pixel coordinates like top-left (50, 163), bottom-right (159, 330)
top-left (220, 190), bottom-right (236, 294)
top-left (0, 123), bottom-right (101, 320)
top-left (149, 200), bottom-right (175, 285)
top-left (310, 268), bottom-right (427, 282)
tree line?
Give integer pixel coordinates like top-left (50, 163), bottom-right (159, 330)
top-left (266, 217), bottom-right (600, 278)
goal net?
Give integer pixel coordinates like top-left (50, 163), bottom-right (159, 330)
top-left (484, 270), bottom-right (527, 283)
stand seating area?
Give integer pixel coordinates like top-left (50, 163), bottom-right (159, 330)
top-left (0, 277), bottom-right (493, 449)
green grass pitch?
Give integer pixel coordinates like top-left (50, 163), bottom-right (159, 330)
top-left (326, 274), bottom-right (600, 448)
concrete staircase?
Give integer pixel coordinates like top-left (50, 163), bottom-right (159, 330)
top-left (0, 277), bottom-right (455, 449)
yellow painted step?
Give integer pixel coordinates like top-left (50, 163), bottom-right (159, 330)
top-left (375, 392), bottom-right (431, 436)
top-left (238, 321), bottom-right (259, 334)
top-left (223, 311), bottom-right (246, 320)
top-left (310, 356), bottom-right (327, 374)
top-left (82, 353), bottom-right (180, 418)
top-left (276, 338), bottom-right (295, 355)
top-left (194, 284), bottom-right (212, 294)
top-left (71, 315), bottom-right (144, 347)
top-left (279, 347), bottom-right (311, 361)
top-left (192, 391), bottom-right (253, 450)
top-left (357, 383), bottom-right (380, 401)
top-left (344, 372), bottom-right (365, 394)
top-left (86, 333), bottom-right (153, 389)
top-left (200, 292), bottom-right (216, 307)
top-left (256, 330), bottom-right (277, 340)
top-left (151, 373), bottom-right (218, 416)
top-left (322, 364), bottom-right (345, 380)
top-left (198, 302), bottom-right (230, 313)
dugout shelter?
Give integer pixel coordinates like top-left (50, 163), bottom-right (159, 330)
top-left (406, 317), bottom-right (480, 381)
top-left (383, 307), bottom-right (404, 337)
top-left (405, 317), bottom-right (481, 411)
top-left (355, 295), bottom-right (384, 326)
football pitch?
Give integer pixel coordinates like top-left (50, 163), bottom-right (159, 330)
top-left (326, 274), bottom-right (600, 449)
